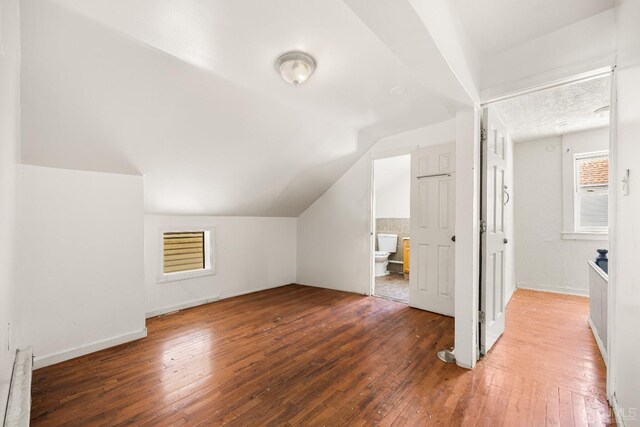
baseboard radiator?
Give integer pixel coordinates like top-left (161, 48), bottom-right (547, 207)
top-left (3, 347), bottom-right (32, 427)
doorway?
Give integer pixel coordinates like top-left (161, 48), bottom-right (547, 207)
top-left (371, 142), bottom-right (457, 315)
top-left (372, 155), bottom-right (411, 303)
top-left (479, 74), bottom-right (612, 372)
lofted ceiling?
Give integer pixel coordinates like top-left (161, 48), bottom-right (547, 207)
top-left (20, 0), bottom-right (472, 216)
top-left (453, 0), bottom-right (614, 56)
top-left (495, 76), bottom-right (610, 142)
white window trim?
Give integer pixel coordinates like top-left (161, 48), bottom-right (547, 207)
top-left (562, 147), bottom-right (609, 240)
top-left (157, 226), bottom-right (215, 283)
top-left (561, 232), bottom-right (608, 241)
top-left (573, 150), bottom-right (608, 234)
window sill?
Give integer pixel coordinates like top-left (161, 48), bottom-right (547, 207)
top-left (561, 232), bottom-right (608, 241)
top-left (157, 268), bottom-right (215, 284)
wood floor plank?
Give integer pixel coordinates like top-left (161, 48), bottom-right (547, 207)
top-left (31, 286), bottom-right (613, 426)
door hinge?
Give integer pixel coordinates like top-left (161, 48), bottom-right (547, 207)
top-left (480, 127), bottom-right (487, 144)
top-left (478, 311), bottom-right (486, 324)
top-left (479, 220), bottom-right (487, 233)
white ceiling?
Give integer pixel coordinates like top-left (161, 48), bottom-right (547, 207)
top-left (495, 76), bottom-right (610, 142)
top-left (21, 0), bottom-right (471, 216)
top-left (453, 0), bottom-right (614, 56)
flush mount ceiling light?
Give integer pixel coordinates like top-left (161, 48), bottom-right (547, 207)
top-left (275, 51), bottom-right (316, 86)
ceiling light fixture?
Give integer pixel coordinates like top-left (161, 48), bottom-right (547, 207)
top-left (275, 51), bottom-right (316, 86)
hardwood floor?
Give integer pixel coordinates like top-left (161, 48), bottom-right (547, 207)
top-left (31, 285), bottom-right (612, 426)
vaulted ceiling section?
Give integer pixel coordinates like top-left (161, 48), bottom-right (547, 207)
top-left (20, 0), bottom-right (474, 216)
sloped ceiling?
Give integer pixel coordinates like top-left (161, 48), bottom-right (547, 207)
top-left (453, 0), bottom-right (614, 56)
top-left (20, 0), bottom-right (472, 216)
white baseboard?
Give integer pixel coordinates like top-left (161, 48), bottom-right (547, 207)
top-left (146, 295), bottom-right (221, 318)
top-left (506, 284), bottom-right (516, 305)
top-left (34, 329), bottom-right (147, 369)
top-left (516, 283), bottom-right (589, 297)
top-left (611, 394), bottom-right (626, 427)
top-left (588, 317), bottom-right (608, 367)
top-left (220, 284), bottom-right (288, 300)
top-left (146, 284), bottom-right (293, 319)
top-left (295, 281), bottom-right (369, 296)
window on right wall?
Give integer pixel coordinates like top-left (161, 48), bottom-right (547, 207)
top-left (574, 151), bottom-right (608, 232)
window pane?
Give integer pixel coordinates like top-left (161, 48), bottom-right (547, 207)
top-left (163, 232), bottom-right (205, 273)
top-left (579, 190), bottom-right (608, 228)
top-left (578, 157), bottom-right (608, 187)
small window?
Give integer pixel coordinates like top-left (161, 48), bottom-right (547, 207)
top-left (163, 232), bottom-right (205, 274)
top-left (158, 228), bottom-right (215, 282)
top-left (574, 152), bottom-right (608, 232)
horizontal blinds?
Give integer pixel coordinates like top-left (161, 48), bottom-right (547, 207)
top-left (579, 190), bottom-right (608, 228)
top-left (163, 232), bottom-right (205, 273)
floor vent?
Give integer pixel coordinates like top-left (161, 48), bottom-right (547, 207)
top-left (3, 347), bottom-right (32, 427)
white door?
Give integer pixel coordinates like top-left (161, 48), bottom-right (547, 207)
top-left (409, 143), bottom-right (456, 316)
top-left (480, 106), bottom-right (509, 355)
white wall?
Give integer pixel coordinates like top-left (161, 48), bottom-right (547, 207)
top-left (145, 215), bottom-right (297, 316)
top-left (514, 130), bottom-right (608, 297)
top-left (297, 119), bottom-right (456, 294)
top-left (374, 155), bottom-right (410, 219)
top-left (453, 109), bottom-right (481, 369)
top-left (611, 1), bottom-right (640, 424)
top-left (16, 165), bottom-right (146, 368)
top-left (0, 0), bottom-right (20, 418)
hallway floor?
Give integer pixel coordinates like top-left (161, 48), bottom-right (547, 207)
top-left (30, 286), bottom-right (611, 425)
top-left (374, 273), bottom-right (409, 303)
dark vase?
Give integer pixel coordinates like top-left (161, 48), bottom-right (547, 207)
top-left (595, 248), bottom-right (608, 274)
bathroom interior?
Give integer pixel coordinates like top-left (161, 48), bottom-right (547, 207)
top-left (373, 154), bottom-right (410, 303)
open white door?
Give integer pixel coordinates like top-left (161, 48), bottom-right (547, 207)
top-left (409, 143), bottom-right (455, 316)
top-left (480, 106), bottom-right (510, 355)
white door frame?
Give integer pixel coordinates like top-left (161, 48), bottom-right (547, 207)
top-left (479, 66), bottom-right (617, 403)
top-left (369, 146), bottom-right (419, 297)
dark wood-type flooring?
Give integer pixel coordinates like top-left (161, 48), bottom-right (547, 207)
top-left (31, 285), bottom-right (612, 426)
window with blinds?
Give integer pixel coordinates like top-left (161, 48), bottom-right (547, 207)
top-left (163, 232), bottom-right (205, 274)
top-left (575, 153), bottom-right (608, 232)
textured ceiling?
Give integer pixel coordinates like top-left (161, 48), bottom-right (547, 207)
top-left (495, 76), bottom-right (610, 142)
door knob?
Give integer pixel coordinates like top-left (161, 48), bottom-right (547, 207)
top-left (451, 235), bottom-right (456, 242)
top-left (504, 238), bottom-right (508, 244)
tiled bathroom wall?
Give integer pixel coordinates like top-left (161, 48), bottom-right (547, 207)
top-left (376, 218), bottom-right (409, 274)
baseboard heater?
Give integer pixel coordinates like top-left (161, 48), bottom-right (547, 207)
top-left (3, 347), bottom-right (32, 427)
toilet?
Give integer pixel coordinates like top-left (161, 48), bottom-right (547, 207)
top-left (375, 233), bottom-right (398, 277)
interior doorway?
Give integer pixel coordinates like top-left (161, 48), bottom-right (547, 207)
top-left (372, 155), bottom-right (411, 303)
top-left (479, 74), bottom-right (612, 371)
